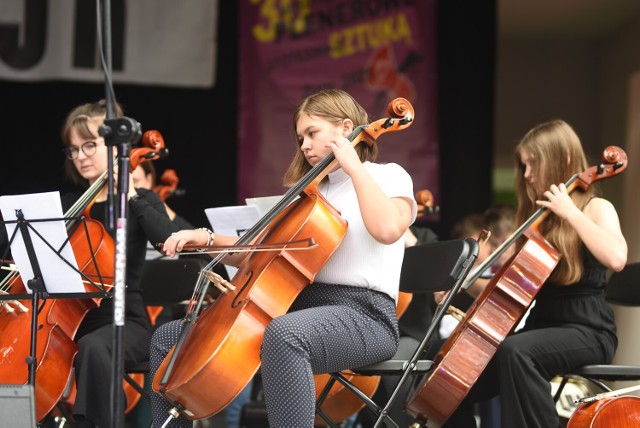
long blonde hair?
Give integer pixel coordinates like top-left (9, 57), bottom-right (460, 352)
top-left (283, 89), bottom-right (375, 186)
top-left (514, 120), bottom-right (595, 285)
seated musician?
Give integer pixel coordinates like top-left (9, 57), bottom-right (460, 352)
top-left (433, 119), bottom-right (627, 427)
top-left (150, 89), bottom-right (417, 428)
top-left (132, 161), bottom-right (192, 230)
top-left (59, 100), bottom-right (178, 427)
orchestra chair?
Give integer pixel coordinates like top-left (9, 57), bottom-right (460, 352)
top-left (552, 262), bottom-right (640, 413)
top-left (125, 257), bottom-right (211, 402)
top-left (315, 238), bottom-right (480, 428)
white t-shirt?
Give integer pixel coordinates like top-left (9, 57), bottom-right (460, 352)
top-left (314, 162), bottom-right (417, 301)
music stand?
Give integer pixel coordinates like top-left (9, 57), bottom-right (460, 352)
top-left (0, 207), bottom-right (110, 407)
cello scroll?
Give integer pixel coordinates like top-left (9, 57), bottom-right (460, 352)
top-left (415, 189), bottom-right (439, 218)
top-left (130, 130), bottom-right (169, 168)
top-left (574, 145), bottom-right (627, 190)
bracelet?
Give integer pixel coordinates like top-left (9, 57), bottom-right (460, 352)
top-left (197, 227), bottom-right (215, 246)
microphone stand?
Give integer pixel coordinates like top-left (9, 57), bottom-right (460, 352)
top-left (96, 1), bottom-right (141, 426)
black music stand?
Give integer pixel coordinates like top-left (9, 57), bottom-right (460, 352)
top-left (0, 209), bottom-right (110, 406)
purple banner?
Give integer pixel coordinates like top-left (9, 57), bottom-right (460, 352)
top-left (239, 0), bottom-right (438, 206)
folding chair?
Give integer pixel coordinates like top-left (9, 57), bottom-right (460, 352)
top-left (315, 238), bottom-right (480, 428)
top-left (553, 262), bottom-right (640, 412)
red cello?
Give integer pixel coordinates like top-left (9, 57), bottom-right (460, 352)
top-left (0, 130), bottom-right (167, 421)
top-left (568, 396), bottom-right (640, 426)
top-left (152, 98), bottom-right (415, 420)
top-left (154, 169), bottom-right (182, 202)
top-left (406, 146), bottom-right (628, 426)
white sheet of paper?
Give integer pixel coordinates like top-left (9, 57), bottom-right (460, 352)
top-left (204, 205), bottom-right (262, 279)
top-left (244, 195), bottom-right (283, 217)
top-left (0, 191), bottom-right (85, 293)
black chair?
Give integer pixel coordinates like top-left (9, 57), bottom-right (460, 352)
top-left (139, 257), bottom-right (212, 307)
top-left (552, 262), bottom-right (640, 411)
top-left (315, 238), bottom-right (480, 428)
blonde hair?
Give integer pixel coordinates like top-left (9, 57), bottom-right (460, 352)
top-left (61, 100), bottom-right (124, 187)
top-left (283, 89), bottom-right (375, 186)
top-left (514, 120), bottom-right (595, 284)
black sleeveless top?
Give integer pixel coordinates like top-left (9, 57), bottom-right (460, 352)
top-left (523, 247), bottom-right (617, 357)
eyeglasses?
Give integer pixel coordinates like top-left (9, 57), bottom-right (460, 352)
top-left (63, 141), bottom-right (102, 160)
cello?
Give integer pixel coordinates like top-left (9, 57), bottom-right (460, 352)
top-left (406, 146), bottom-right (628, 426)
top-left (152, 98), bottom-right (415, 420)
top-left (154, 168), bottom-right (183, 202)
top-left (567, 384), bottom-right (640, 427)
top-left (0, 130), bottom-right (167, 421)
top-left (568, 396), bottom-right (640, 427)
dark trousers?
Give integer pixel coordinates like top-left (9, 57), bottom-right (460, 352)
top-left (73, 321), bottom-right (151, 427)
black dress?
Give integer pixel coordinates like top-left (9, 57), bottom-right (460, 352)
top-left (61, 188), bottom-right (178, 427)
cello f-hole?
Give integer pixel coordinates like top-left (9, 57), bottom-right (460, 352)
top-left (231, 271), bottom-right (253, 308)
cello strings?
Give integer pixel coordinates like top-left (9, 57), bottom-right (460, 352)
top-left (179, 129), bottom-right (366, 317)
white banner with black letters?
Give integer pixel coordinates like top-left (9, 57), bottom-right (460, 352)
top-left (0, 0), bottom-right (218, 88)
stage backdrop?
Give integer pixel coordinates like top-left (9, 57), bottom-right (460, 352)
top-left (238, 0), bottom-right (438, 203)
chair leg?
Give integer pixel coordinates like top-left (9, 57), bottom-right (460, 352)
top-left (124, 372), bottom-right (150, 403)
top-left (316, 407), bottom-right (340, 428)
top-left (315, 375), bottom-right (340, 428)
top-left (332, 373), bottom-right (399, 428)
top-left (553, 376), bottom-right (570, 403)
top-left (584, 377), bottom-right (612, 393)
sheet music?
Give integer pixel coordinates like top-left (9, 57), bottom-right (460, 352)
top-left (205, 205), bottom-right (262, 278)
top-left (245, 195), bottom-right (282, 216)
top-left (0, 192), bottom-right (85, 293)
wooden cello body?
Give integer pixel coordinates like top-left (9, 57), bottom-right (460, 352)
top-left (152, 98), bottom-right (415, 420)
top-left (407, 230), bottom-right (560, 425)
top-left (406, 146), bottom-right (628, 426)
top-left (567, 396), bottom-right (640, 427)
top-left (0, 131), bottom-right (167, 421)
top-left (155, 187), bottom-right (348, 418)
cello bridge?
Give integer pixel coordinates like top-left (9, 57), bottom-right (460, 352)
top-left (202, 270), bottom-right (236, 294)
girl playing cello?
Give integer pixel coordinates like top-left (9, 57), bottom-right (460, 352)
top-left (152, 89), bottom-right (417, 427)
top-left (60, 100), bottom-right (179, 427)
top-left (437, 119), bottom-right (627, 427)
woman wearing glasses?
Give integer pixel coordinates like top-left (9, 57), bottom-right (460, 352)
top-left (58, 100), bottom-right (179, 427)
